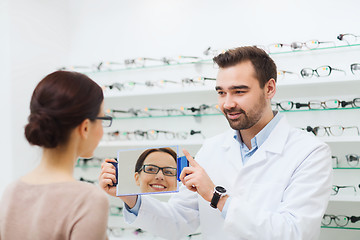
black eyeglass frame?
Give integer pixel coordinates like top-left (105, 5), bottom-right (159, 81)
top-left (138, 164), bottom-right (177, 177)
top-left (94, 115), bottom-right (113, 127)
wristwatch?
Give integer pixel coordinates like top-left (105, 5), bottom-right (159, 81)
top-left (210, 186), bottom-right (227, 209)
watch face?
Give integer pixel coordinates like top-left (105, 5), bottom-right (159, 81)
top-left (215, 186), bottom-right (226, 193)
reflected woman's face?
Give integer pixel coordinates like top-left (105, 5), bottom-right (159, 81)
top-left (134, 151), bottom-right (177, 193)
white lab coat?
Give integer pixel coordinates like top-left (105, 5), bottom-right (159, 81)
top-left (124, 116), bottom-right (333, 240)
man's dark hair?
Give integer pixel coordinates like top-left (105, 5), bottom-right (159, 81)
top-left (213, 46), bottom-right (277, 88)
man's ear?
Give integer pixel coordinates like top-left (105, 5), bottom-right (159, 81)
top-left (78, 119), bottom-right (91, 139)
top-left (134, 172), bottom-right (140, 186)
top-left (265, 78), bottom-right (276, 99)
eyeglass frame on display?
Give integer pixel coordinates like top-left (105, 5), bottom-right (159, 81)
top-left (300, 65), bottom-right (346, 78)
top-left (331, 185), bottom-right (357, 196)
top-left (304, 125), bottom-right (360, 137)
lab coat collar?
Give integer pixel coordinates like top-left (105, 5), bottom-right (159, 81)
top-left (221, 115), bottom-right (290, 155)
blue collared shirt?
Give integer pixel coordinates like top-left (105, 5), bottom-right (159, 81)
top-left (234, 111), bottom-right (282, 165)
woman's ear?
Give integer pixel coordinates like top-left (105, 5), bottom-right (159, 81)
top-left (134, 172), bottom-right (140, 186)
top-left (78, 119), bottom-right (91, 139)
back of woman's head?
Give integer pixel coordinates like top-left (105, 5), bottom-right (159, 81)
top-left (25, 71), bottom-right (104, 148)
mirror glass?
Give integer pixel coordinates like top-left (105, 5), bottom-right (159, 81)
top-left (116, 145), bottom-right (180, 196)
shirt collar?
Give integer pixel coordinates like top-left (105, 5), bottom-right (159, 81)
top-left (234, 111), bottom-right (283, 150)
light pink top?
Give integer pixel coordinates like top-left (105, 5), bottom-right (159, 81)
top-left (0, 180), bottom-right (109, 240)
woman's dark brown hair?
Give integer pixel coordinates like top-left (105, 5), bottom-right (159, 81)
top-left (135, 148), bottom-right (177, 172)
top-left (213, 46), bottom-right (277, 88)
top-left (24, 70), bottom-right (104, 148)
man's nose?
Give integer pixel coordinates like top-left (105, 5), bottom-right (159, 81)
top-left (223, 95), bottom-right (236, 109)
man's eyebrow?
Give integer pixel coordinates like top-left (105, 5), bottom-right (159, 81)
top-left (215, 85), bottom-right (250, 91)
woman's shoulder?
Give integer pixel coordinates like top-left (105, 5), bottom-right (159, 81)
top-left (73, 181), bottom-right (108, 199)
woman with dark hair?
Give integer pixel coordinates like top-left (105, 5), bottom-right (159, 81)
top-left (134, 148), bottom-right (178, 193)
top-left (0, 71), bottom-right (112, 240)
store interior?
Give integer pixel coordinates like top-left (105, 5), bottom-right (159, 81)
top-left (1, 0), bottom-right (360, 239)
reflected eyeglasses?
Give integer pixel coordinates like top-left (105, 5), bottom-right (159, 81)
top-left (94, 115), bottom-right (113, 127)
top-left (138, 164), bottom-right (177, 177)
top-left (300, 65), bottom-right (346, 78)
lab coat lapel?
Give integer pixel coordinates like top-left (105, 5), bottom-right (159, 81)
top-left (220, 130), bottom-right (243, 171)
top-left (244, 116), bottom-right (290, 168)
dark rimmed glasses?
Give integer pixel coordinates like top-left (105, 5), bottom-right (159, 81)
top-left (138, 164), bottom-right (177, 177)
top-left (95, 115), bottom-right (113, 127)
top-left (300, 65), bottom-right (346, 78)
top-left (271, 101), bottom-right (295, 111)
top-left (322, 214), bottom-right (350, 227)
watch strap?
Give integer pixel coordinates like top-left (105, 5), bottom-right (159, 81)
top-left (210, 190), bottom-right (221, 209)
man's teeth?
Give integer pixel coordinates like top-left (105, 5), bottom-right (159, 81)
top-left (151, 185), bottom-right (165, 189)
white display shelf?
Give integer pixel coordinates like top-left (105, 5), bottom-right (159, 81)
top-left (103, 86), bottom-right (217, 98)
top-left (330, 195), bottom-right (360, 202)
top-left (319, 136), bottom-right (360, 143)
top-left (98, 139), bottom-right (204, 147)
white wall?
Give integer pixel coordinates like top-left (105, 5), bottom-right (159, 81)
top-left (0, 0), bottom-right (12, 194)
top-left (0, 0), bottom-right (74, 195)
top-left (66, 0), bottom-right (360, 65)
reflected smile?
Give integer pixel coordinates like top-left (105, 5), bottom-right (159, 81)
top-left (150, 184), bottom-right (167, 191)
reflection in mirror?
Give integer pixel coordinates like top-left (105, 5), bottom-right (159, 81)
top-left (116, 146), bottom-right (179, 196)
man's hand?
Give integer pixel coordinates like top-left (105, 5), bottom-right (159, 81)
top-left (179, 149), bottom-right (215, 202)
